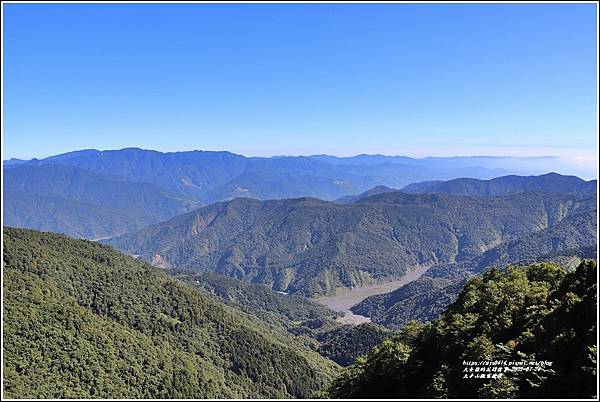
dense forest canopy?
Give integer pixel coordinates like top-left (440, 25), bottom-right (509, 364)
top-left (325, 260), bottom-right (597, 399)
top-left (2, 228), bottom-right (339, 399)
top-left (172, 270), bottom-right (394, 367)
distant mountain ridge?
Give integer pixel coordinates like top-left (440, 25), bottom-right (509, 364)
top-left (336, 172), bottom-right (597, 204)
top-left (3, 148), bottom-right (596, 239)
top-left (5, 148), bottom-right (526, 204)
top-left (4, 191), bottom-right (153, 239)
top-left (402, 172), bottom-right (597, 196)
top-left (334, 185), bottom-right (397, 204)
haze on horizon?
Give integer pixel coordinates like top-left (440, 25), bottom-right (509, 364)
top-left (3, 3), bottom-right (598, 177)
top-left (4, 145), bottom-right (597, 181)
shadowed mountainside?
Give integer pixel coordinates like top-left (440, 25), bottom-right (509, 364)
top-left (3, 164), bottom-right (201, 238)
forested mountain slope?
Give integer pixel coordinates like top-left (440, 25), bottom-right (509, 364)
top-left (2, 228), bottom-right (339, 399)
top-left (326, 260), bottom-right (597, 399)
top-left (107, 191), bottom-right (594, 296)
top-left (174, 271), bottom-right (340, 323)
top-left (352, 207), bottom-right (597, 328)
top-left (173, 270), bottom-right (394, 367)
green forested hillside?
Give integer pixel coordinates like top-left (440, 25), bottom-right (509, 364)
top-left (2, 228), bottom-right (339, 399)
top-left (174, 271), bottom-right (340, 323)
top-left (326, 260), bottom-right (597, 399)
top-left (315, 323), bottom-right (395, 367)
top-left (107, 191), bottom-right (594, 296)
top-left (173, 271), bottom-right (393, 367)
top-left (352, 208), bottom-right (597, 328)
top-left (174, 270), bottom-right (342, 348)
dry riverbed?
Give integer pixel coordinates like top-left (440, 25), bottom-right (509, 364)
top-left (315, 265), bottom-right (431, 325)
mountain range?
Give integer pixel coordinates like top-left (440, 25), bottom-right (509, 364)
top-left (3, 149), bottom-right (595, 305)
top-left (4, 227), bottom-right (595, 398)
top-left (106, 187), bottom-right (596, 297)
top-left (4, 164), bottom-right (201, 238)
top-left (334, 172), bottom-right (597, 203)
top-left (2, 148), bottom-right (597, 399)
top-left (3, 148), bottom-right (581, 238)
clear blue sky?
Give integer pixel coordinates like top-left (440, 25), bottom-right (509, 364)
top-left (3, 3), bottom-right (598, 163)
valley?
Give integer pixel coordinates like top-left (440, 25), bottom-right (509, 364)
top-left (315, 264), bottom-right (431, 324)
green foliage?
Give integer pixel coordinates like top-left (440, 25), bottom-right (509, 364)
top-left (326, 261), bottom-right (597, 399)
top-left (174, 270), bottom-right (340, 324)
top-left (315, 323), bottom-right (395, 366)
top-left (174, 270), bottom-right (393, 367)
top-left (108, 191), bottom-right (595, 297)
top-left (353, 209), bottom-right (597, 328)
top-left (326, 321), bottom-right (428, 397)
top-left (3, 228), bottom-right (339, 399)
